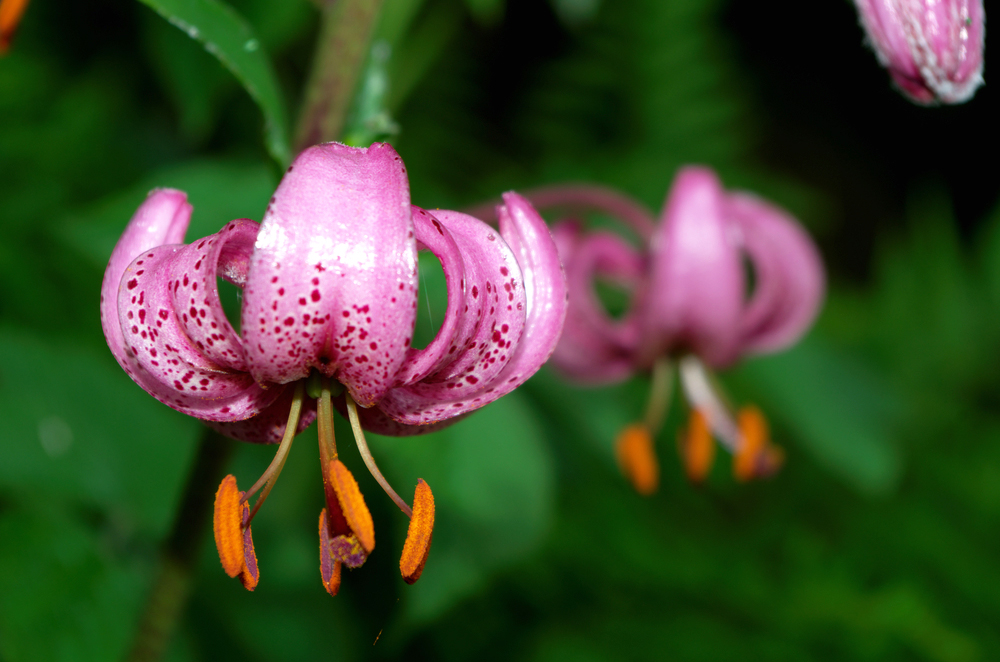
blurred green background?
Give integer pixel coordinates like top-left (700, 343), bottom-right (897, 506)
top-left (2, 0), bottom-right (1000, 660)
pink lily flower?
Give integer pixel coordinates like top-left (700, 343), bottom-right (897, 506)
top-left (536, 167), bottom-right (823, 492)
top-left (853, 0), bottom-right (985, 105)
top-left (100, 142), bottom-right (566, 593)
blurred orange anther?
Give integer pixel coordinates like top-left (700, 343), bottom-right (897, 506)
top-left (400, 479), bottom-right (435, 584)
top-left (615, 423), bottom-right (659, 495)
top-left (734, 406), bottom-right (782, 482)
top-left (0, 0), bottom-right (29, 54)
top-left (213, 474), bottom-right (259, 591)
top-left (329, 459), bottom-right (375, 553)
top-left (681, 409), bottom-right (715, 483)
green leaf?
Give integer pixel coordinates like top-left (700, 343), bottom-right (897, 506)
top-left (0, 329), bottom-right (200, 532)
top-left (136, 0), bottom-right (291, 165)
top-left (368, 391), bottom-right (556, 622)
top-left (59, 158), bottom-right (278, 270)
top-left (0, 504), bottom-right (148, 662)
top-left (730, 338), bottom-right (904, 496)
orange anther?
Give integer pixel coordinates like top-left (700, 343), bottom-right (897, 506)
top-left (0, 0), bottom-right (29, 54)
top-left (329, 459), bottom-right (375, 553)
top-left (680, 409), bottom-right (715, 483)
top-left (400, 479), bottom-right (435, 584)
top-left (213, 474), bottom-right (259, 591)
top-left (615, 423), bottom-right (659, 495)
top-left (734, 405), bottom-right (779, 482)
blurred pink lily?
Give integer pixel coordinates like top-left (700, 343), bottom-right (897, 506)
top-left (536, 167), bottom-right (823, 491)
top-left (853, 0), bottom-right (985, 105)
top-left (100, 142), bottom-right (566, 593)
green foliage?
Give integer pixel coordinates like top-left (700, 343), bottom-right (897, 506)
top-left (2, 0), bottom-right (1000, 659)
top-left (136, 0), bottom-right (291, 165)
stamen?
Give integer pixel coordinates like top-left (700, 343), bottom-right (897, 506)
top-left (328, 459), bottom-right (376, 553)
top-left (615, 423), bottom-right (660, 495)
top-left (344, 393), bottom-right (414, 518)
top-left (642, 358), bottom-right (674, 434)
top-left (680, 409), bottom-right (715, 483)
top-left (0, 0), bottom-right (30, 54)
top-left (399, 479), bottom-right (435, 584)
top-left (734, 405), bottom-right (783, 481)
top-left (240, 380), bottom-right (306, 523)
top-left (318, 509), bottom-right (343, 596)
top-left (212, 474), bottom-right (259, 590)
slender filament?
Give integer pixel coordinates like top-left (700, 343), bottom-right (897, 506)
top-left (343, 393), bottom-right (413, 518)
top-left (240, 380), bottom-right (305, 523)
top-left (642, 358), bottom-right (674, 434)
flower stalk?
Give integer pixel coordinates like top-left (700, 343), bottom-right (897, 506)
top-left (294, 0), bottom-right (386, 151)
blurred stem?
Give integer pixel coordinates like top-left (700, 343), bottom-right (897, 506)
top-left (125, 428), bottom-right (235, 662)
top-left (294, 0), bottom-right (385, 152)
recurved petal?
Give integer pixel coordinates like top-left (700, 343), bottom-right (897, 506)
top-left (374, 207), bottom-right (527, 424)
top-left (206, 386), bottom-right (317, 444)
top-left (390, 207), bottom-right (468, 385)
top-left (117, 244), bottom-right (281, 421)
top-left (729, 193), bottom-right (824, 354)
top-left (375, 195), bottom-right (565, 428)
top-left (101, 189), bottom-right (191, 380)
top-left (241, 142), bottom-right (418, 406)
top-left (550, 221), bottom-right (643, 384)
top-left (640, 167), bottom-right (744, 368)
top-left (488, 192), bottom-right (568, 389)
top-left (167, 219), bottom-right (258, 372)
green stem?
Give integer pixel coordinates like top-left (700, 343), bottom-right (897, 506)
top-left (294, 0), bottom-right (385, 151)
top-left (124, 428), bottom-right (235, 662)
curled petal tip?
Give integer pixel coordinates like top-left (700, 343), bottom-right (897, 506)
top-left (400, 479), bottom-right (435, 584)
top-left (854, 0), bottom-right (985, 104)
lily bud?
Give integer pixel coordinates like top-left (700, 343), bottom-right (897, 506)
top-left (853, 0), bottom-right (985, 105)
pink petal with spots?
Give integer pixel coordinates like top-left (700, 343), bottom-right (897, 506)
top-left (241, 142), bottom-right (418, 407)
top-left (487, 192), bottom-right (568, 389)
top-left (167, 219), bottom-right (258, 372)
top-left (101, 189), bottom-right (191, 383)
top-left (333, 395), bottom-right (463, 436)
top-left (376, 208), bottom-right (527, 424)
top-left (207, 388), bottom-right (318, 444)
top-left (639, 167), bottom-right (743, 368)
top-left (118, 244), bottom-right (281, 421)
top-left (376, 194), bottom-right (566, 427)
top-left (550, 220), bottom-right (644, 384)
top-left (390, 207), bottom-right (468, 385)
top-left (728, 193), bottom-right (824, 355)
